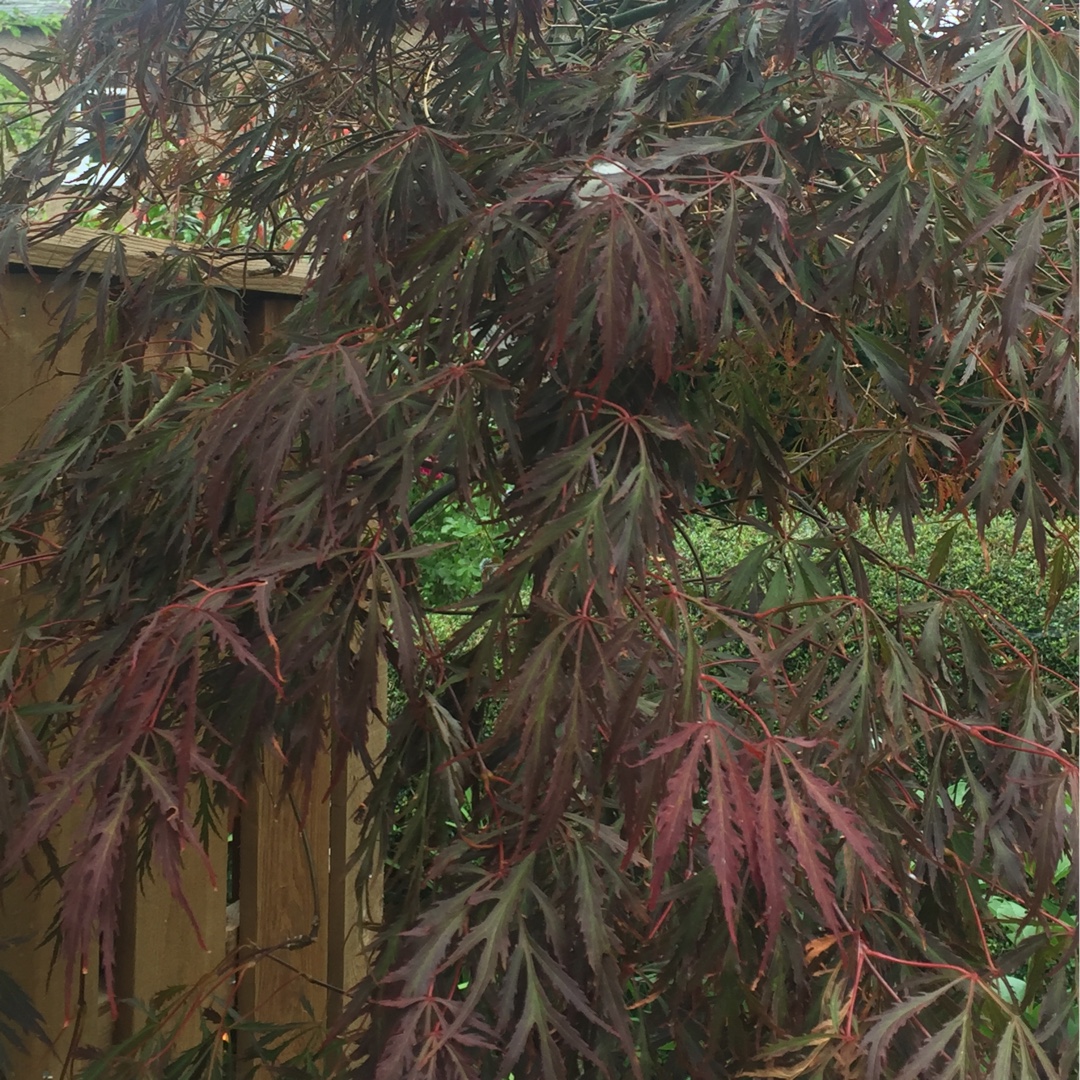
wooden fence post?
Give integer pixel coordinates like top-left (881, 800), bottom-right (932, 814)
top-left (0, 270), bottom-right (93, 1080)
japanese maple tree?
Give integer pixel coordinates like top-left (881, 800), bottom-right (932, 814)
top-left (0, 0), bottom-right (1076, 1076)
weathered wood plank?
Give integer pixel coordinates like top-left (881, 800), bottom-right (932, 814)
top-left (10, 225), bottom-right (310, 296)
top-left (113, 826), bottom-right (229, 1048)
top-left (327, 730), bottom-right (386, 1020)
top-left (0, 272), bottom-right (82, 470)
top-left (245, 294), bottom-right (296, 354)
top-left (327, 586), bottom-right (389, 1021)
top-left (237, 749), bottom-right (332, 1034)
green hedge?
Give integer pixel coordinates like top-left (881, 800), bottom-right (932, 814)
top-left (408, 495), bottom-right (1075, 671)
top-left (679, 512), bottom-right (1077, 673)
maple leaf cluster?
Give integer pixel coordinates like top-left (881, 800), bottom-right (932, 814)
top-left (0, 0), bottom-right (1076, 1076)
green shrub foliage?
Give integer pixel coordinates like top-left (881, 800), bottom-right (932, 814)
top-left (679, 514), bottom-right (1078, 672)
top-left (0, 0), bottom-right (1076, 1076)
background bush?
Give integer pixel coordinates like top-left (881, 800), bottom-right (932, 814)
top-left (681, 512), bottom-right (1075, 672)
top-left (412, 498), bottom-right (1075, 676)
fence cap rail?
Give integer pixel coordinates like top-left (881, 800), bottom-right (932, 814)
top-left (9, 224), bottom-right (311, 296)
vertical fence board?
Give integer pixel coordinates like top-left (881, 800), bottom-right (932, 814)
top-left (327, 727), bottom-right (387, 1020)
top-left (246, 294), bottom-right (294, 354)
top-left (113, 827), bottom-right (229, 1047)
top-left (237, 751), bottom-right (332, 1033)
top-left (327, 587), bottom-right (389, 1022)
top-left (234, 288), bottom-right (338, 1049)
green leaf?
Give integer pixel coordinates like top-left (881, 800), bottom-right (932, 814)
top-left (927, 523), bottom-right (959, 582)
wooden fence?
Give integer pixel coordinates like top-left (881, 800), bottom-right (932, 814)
top-left (0, 230), bottom-right (384, 1078)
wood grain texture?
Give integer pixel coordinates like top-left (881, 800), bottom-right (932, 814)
top-left (237, 751), bottom-right (331, 1034)
top-left (12, 225), bottom-right (310, 296)
top-left (113, 826), bottom-right (229, 1048)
